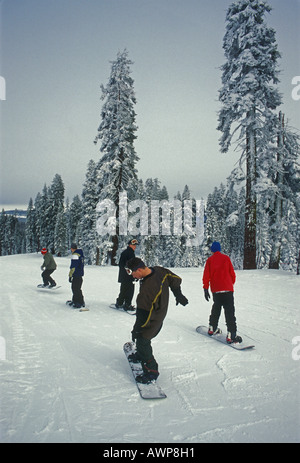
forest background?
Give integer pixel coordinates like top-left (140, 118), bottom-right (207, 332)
top-left (1, 0), bottom-right (299, 273)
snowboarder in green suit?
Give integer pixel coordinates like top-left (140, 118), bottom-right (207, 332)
top-left (40, 248), bottom-right (57, 287)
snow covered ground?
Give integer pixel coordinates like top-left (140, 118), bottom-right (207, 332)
top-left (0, 253), bottom-right (299, 443)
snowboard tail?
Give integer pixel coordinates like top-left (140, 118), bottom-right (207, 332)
top-left (37, 284), bottom-right (61, 290)
top-left (123, 342), bottom-right (167, 399)
top-left (196, 325), bottom-right (254, 350)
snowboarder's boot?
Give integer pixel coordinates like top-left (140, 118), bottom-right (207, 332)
top-left (124, 303), bottom-right (135, 312)
top-left (226, 332), bottom-right (243, 344)
top-left (73, 302), bottom-right (85, 309)
top-left (66, 300), bottom-right (73, 306)
top-left (128, 351), bottom-right (143, 363)
top-left (135, 368), bottom-right (159, 384)
top-left (115, 301), bottom-right (124, 309)
top-left (208, 325), bottom-right (222, 336)
top-left (136, 360), bottom-right (159, 384)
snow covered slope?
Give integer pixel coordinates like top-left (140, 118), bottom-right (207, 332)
top-left (0, 254), bottom-right (299, 443)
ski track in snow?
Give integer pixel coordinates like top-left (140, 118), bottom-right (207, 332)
top-left (0, 254), bottom-right (299, 443)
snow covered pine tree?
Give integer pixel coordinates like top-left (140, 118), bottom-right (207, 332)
top-left (94, 50), bottom-right (139, 265)
top-left (217, 0), bottom-right (281, 269)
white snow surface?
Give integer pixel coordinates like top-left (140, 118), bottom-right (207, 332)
top-left (0, 253), bottom-right (299, 444)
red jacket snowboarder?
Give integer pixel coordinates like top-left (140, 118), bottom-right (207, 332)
top-left (203, 245), bottom-right (236, 293)
top-left (202, 242), bottom-right (242, 343)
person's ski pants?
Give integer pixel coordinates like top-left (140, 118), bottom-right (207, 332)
top-left (72, 276), bottom-right (84, 305)
top-left (117, 281), bottom-right (134, 306)
top-left (209, 291), bottom-right (237, 335)
top-left (136, 336), bottom-right (159, 373)
top-left (42, 269), bottom-right (55, 286)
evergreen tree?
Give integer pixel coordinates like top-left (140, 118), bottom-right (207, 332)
top-left (81, 159), bottom-right (100, 265)
top-left (224, 183), bottom-right (241, 261)
top-left (48, 174), bottom-right (65, 252)
top-left (25, 198), bottom-right (37, 253)
top-left (35, 185), bottom-right (50, 249)
top-left (180, 185), bottom-right (198, 267)
top-left (68, 195), bottom-right (82, 247)
top-left (94, 49), bottom-right (139, 265)
top-left (50, 174), bottom-right (65, 214)
top-left (54, 206), bottom-right (67, 256)
top-left (140, 178), bottom-right (161, 265)
top-left (6, 215), bottom-right (14, 255)
top-left (280, 199), bottom-right (300, 272)
top-left (13, 216), bottom-right (25, 255)
top-left (0, 212), bottom-right (24, 256)
top-left (32, 175), bottom-right (65, 253)
top-left (218, 0), bottom-right (282, 269)
top-left (65, 197), bottom-right (71, 247)
top-left (267, 113), bottom-right (300, 269)
top-left (204, 185), bottom-right (227, 250)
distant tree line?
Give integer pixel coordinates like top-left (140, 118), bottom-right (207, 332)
top-left (0, 211), bottom-right (25, 256)
top-left (1, 159), bottom-right (299, 272)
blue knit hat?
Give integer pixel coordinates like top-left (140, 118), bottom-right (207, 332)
top-left (211, 241), bottom-right (221, 252)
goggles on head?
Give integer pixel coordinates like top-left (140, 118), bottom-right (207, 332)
top-left (125, 262), bottom-right (143, 275)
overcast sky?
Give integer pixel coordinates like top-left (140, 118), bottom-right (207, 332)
top-left (0, 0), bottom-right (299, 209)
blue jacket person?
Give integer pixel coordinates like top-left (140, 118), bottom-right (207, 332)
top-left (69, 243), bottom-right (85, 308)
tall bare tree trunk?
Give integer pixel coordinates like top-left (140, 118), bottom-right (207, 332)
top-left (243, 116), bottom-right (257, 270)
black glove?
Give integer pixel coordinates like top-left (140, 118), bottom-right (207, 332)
top-left (204, 288), bottom-right (210, 301)
top-left (176, 293), bottom-right (188, 306)
top-left (172, 287), bottom-right (188, 306)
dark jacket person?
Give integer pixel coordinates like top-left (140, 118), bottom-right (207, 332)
top-left (126, 257), bottom-right (188, 384)
top-left (68, 243), bottom-right (85, 309)
top-left (115, 239), bottom-right (138, 311)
